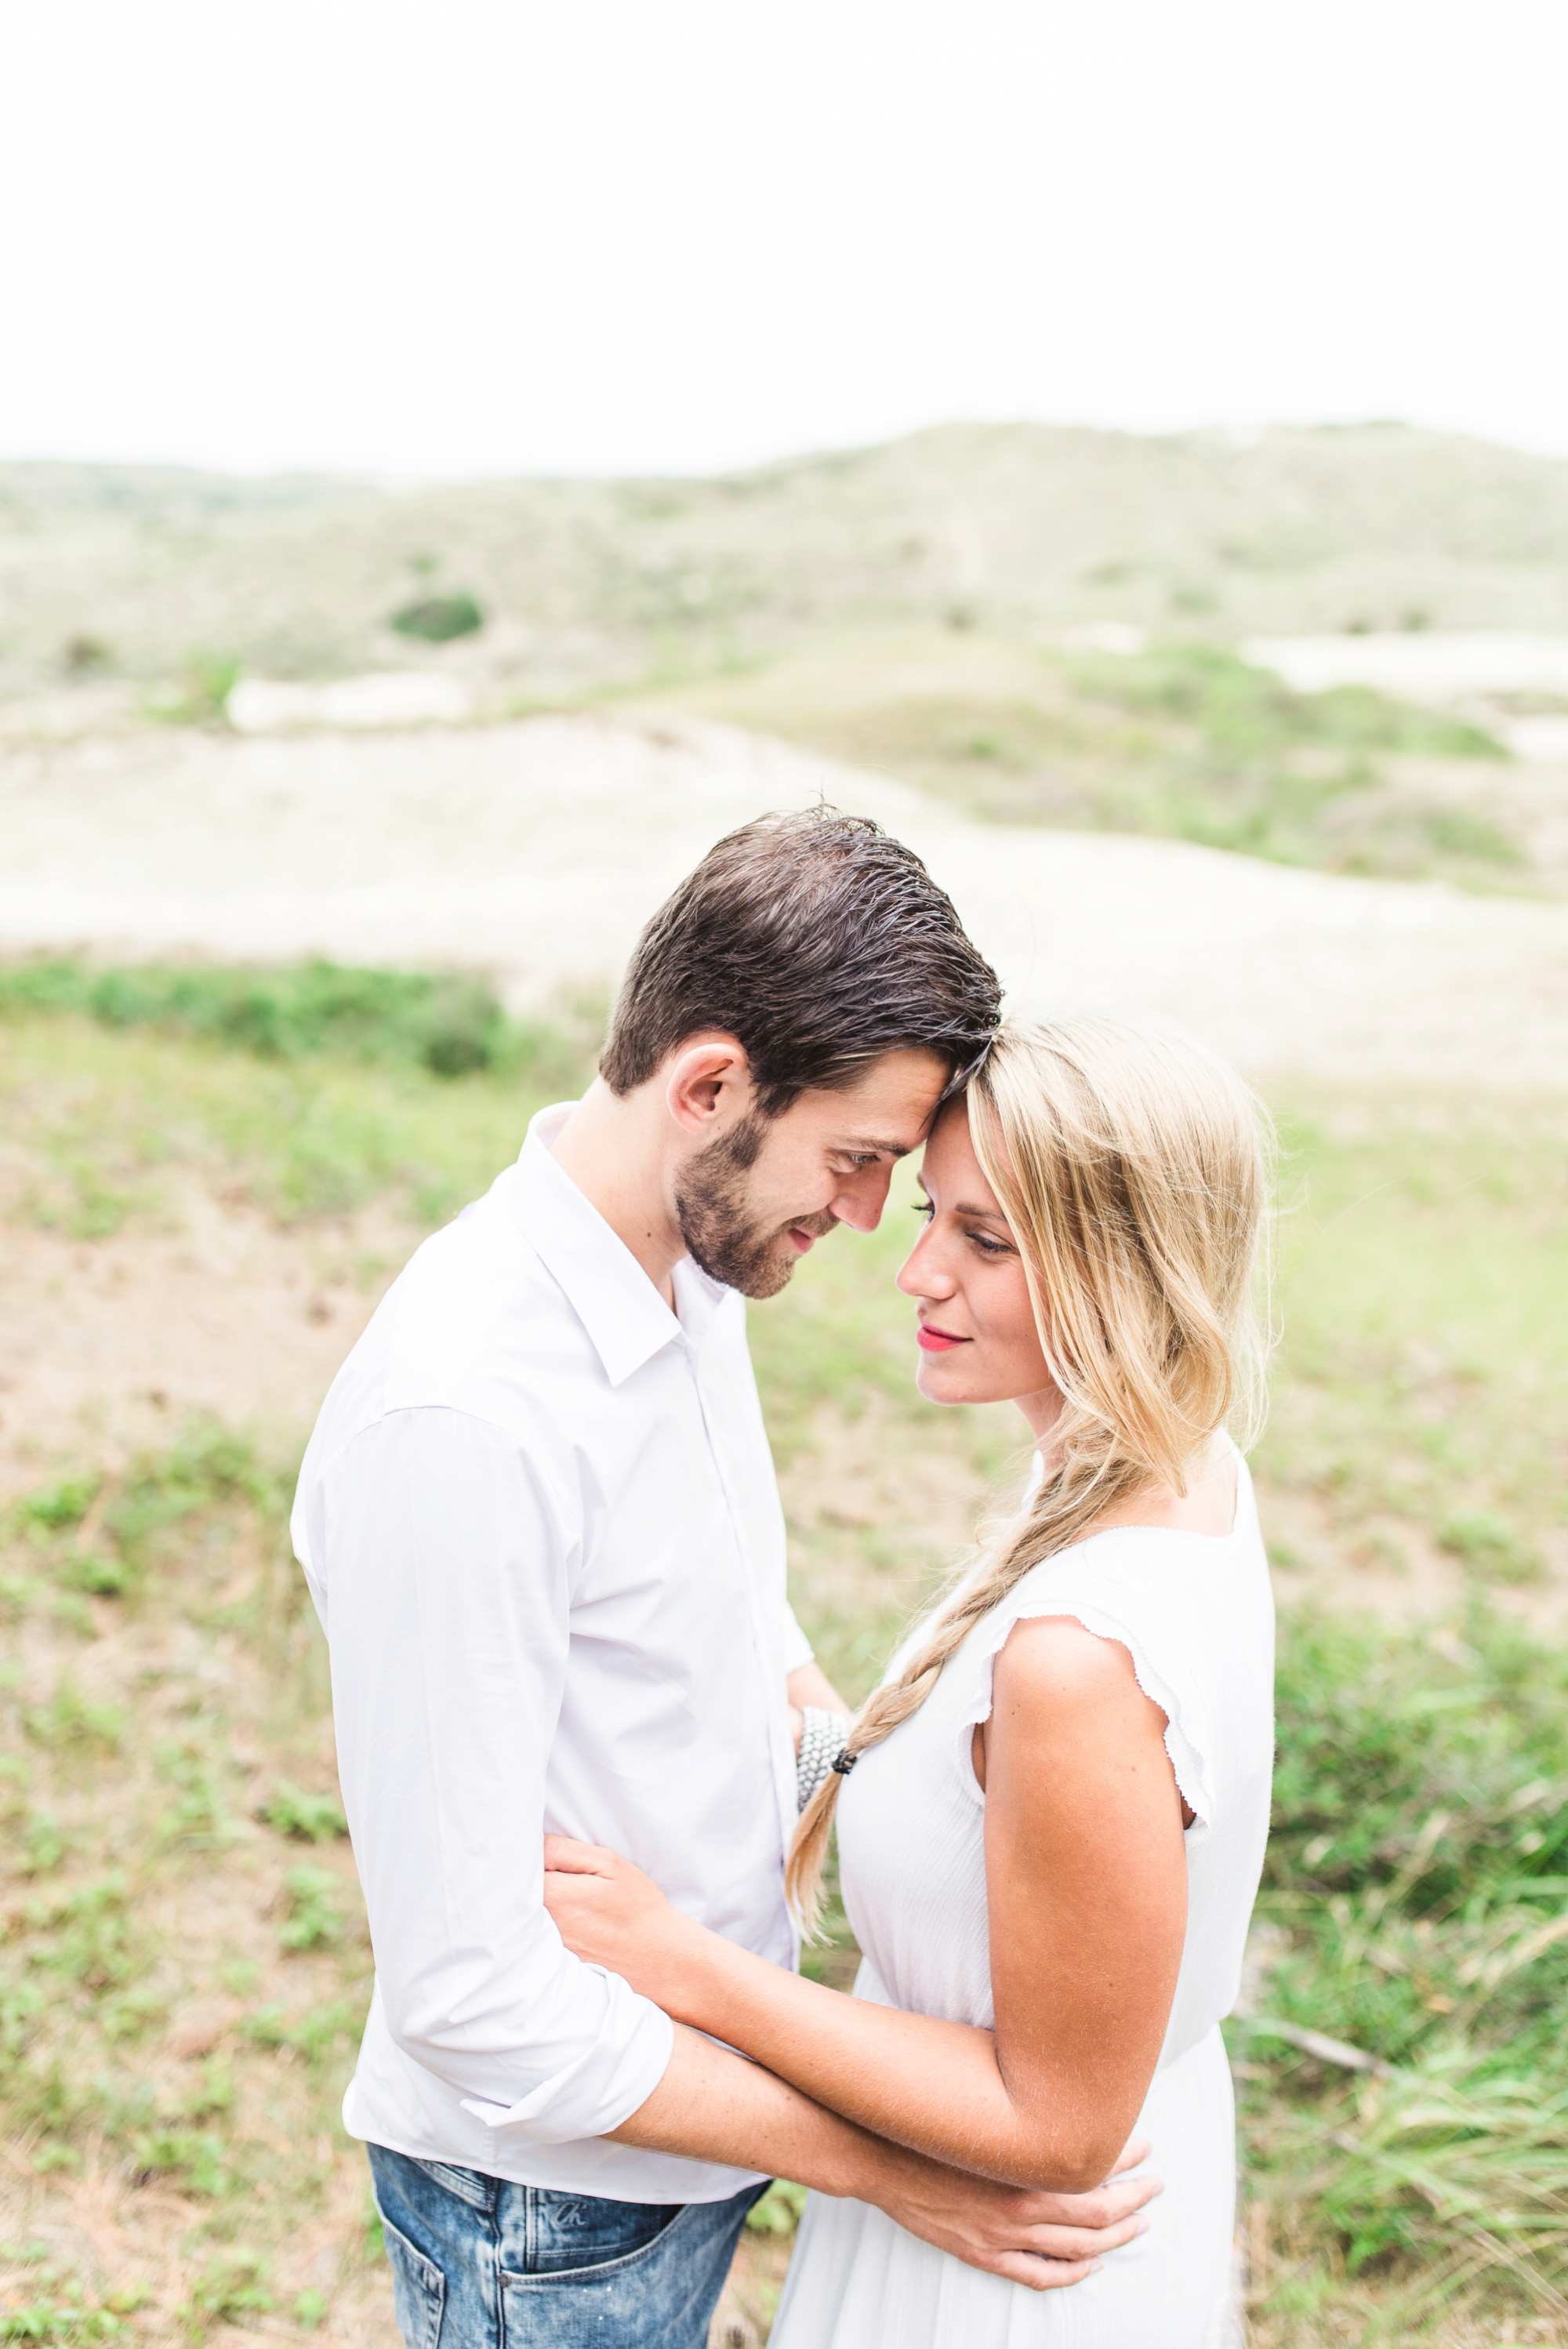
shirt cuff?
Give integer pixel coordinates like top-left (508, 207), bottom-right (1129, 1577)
top-left (456, 1991), bottom-right (676, 2145)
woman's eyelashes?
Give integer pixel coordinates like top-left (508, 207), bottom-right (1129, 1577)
top-left (911, 1200), bottom-right (1011, 1257)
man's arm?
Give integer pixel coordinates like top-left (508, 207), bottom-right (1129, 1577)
top-left (321, 1407), bottom-right (676, 2140)
top-left (786, 1657), bottom-right (851, 1716)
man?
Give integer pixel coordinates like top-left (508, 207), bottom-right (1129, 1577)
top-left (292, 808), bottom-right (1160, 2348)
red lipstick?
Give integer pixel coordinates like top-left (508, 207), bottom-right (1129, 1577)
top-left (917, 1323), bottom-right (970, 1352)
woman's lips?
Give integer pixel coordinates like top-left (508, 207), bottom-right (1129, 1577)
top-left (917, 1323), bottom-right (970, 1352)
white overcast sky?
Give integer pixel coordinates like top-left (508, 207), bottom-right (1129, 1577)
top-left (5, 0), bottom-right (1566, 478)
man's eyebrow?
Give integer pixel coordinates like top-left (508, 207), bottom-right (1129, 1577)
top-left (839, 1135), bottom-right (916, 1159)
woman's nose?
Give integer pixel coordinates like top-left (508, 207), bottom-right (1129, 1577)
top-left (895, 1230), bottom-right (956, 1299)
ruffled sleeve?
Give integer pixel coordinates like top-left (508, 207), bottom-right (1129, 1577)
top-left (954, 1552), bottom-right (1219, 1847)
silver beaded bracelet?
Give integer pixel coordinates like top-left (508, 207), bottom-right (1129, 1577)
top-left (797, 1707), bottom-right (852, 1812)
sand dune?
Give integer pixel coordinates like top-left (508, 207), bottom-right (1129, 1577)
top-left (2, 712), bottom-right (1563, 1089)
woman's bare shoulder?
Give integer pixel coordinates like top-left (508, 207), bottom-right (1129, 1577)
top-left (990, 1612), bottom-right (1161, 1741)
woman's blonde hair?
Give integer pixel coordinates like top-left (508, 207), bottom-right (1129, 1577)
top-left (786, 1015), bottom-right (1276, 1935)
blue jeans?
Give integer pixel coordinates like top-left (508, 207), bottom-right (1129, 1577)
top-left (365, 2140), bottom-right (769, 2348)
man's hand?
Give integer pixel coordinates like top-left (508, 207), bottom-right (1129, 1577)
top-left (866, 2131), bottom-right (1161, 2291)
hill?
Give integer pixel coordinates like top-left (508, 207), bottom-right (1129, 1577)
top-left (2, 421), bottom-right (1567, 699)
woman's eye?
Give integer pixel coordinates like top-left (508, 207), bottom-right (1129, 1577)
top-left (968, 1232), bottom-right (1009, 1257)
top-left (912, 1200), bottom-right (934, 1221)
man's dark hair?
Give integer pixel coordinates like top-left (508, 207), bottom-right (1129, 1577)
top-left (599, 807), bottom-right (1001, 1116)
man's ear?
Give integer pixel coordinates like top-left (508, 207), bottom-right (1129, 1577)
top-left (662, 1033), bottom-right (754, 1138)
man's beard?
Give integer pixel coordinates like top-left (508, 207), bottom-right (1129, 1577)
top-left (674, 1116), bottom-right (829, 1300)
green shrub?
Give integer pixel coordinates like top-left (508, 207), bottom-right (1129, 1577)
top-left (18, 1479), bottom-right (100, 1535)
top-left (388, 591), bottom-right (485, 643)
top-left (1437, 1509), bottom-right (1543, 1581)
top-left (146, 648), bottom-right (243, 726)
top-left (1069, 641), bottom-right (1506, 764)
top-left (61, 633), bottom-right (114, 676)
top-left (0, 956), bottom-right (576, 1086)
top-left (1053, 641), bottom-right (1519, 880)
top-left (278, 1867), bottom-right (347, 1953)
top-left (258, 1784), bottom-right (349, 1843)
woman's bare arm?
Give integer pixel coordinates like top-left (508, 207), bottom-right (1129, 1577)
top-left (546, 1616), bottom-right (1189, 2194)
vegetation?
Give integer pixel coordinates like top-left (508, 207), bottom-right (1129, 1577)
top-left (0, 991), bottom-right (1563, 2343)
top-left (1066, 639), bottom-right (1502, 761)
top-left (1238, 1608), bottom-right (1568, 2337)
top-left (5, 424), bottom-right (1568, 706)
top-left (143, 649), bottom-right (243, 728)
top-left (2, 426), bottom-right (1559, 895)
top-left (0, 955), bottom-right (579, 1084)
top-left (641, 632), bottom-right (1528, 889)
top-left (387, 591), bottom-right (485, 644)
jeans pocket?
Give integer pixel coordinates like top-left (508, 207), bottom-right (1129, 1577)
top-left (406, 2152), bottom-right (494, 2213)
top-left (521, 2191), bottom-right (684, 2279)
top-left (499, 2192), bottom-right (757, 2349)
top-left (373, 2199), bottom-right (448, 2349)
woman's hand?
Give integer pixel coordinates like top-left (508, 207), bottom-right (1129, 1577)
top-left (543, 1836), bottom-right (710, 2015)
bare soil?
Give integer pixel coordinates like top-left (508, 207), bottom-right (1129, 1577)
top-left (0, 1186), bottom-right (419, 1505)
top-left (2, 713), bottom-right (1564, 1089)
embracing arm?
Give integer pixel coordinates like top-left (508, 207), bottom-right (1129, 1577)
top-left (607, 2014), bottom-right (1160, 2293)
top-left (326, 1414), bottom-right (1157, 2284)
top-left (549, 1616), bottom-right (1188, 2194)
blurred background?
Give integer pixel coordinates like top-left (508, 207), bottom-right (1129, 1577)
top-left (2, 4), bottom-right (1565, 2344)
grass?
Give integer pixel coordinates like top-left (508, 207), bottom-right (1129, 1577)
top-left (626, 628), bottom-right (1536, 893)
top-left (0, 956), bottom-right (590, 1085)
top-left (7, 423), bottom-right (1568, 710)
top-left (0, 986), bottom-right (597, 1240)
top-left (1236, 1606), bottom-right (1568, 2337)
top-left (1, 993), bottom-right (1564, 2342)
top-left (1255, 1094), bottom-right (1567, 1603)
top-left (1065, 637), bottom-right (1503, 763)
top-left (1, 1425), bottom-right (383, 2344)
top-left (1062, 641), bottom-right (1520, 876)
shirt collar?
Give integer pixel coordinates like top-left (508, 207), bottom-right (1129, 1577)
top-left (514, 1102), bottom-right (731, 1386)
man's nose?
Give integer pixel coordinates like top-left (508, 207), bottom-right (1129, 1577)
top-left (830, 1163), bottom-right (895, 1234)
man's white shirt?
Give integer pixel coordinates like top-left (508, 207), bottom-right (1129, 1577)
top-left (290, 1099), bottom-right (814, 2202)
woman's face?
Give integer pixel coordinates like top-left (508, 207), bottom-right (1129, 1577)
top-left (895, 1095), bottom-right (1061, 1434)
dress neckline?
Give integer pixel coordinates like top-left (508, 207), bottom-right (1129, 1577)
top-left (1025, 1431), bottom-right (1249, 1551)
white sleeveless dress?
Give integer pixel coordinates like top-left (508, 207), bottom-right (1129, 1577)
top-left (770, 1436), bottom-right (1276, 2349)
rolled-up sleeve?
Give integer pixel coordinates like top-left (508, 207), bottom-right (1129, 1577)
top-left (318, 1405), bottom-right (675, 2143)
top-left (778, 1594), bottom-right (815, 1676)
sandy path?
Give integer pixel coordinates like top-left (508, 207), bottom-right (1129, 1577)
top-left (2, 713), bottom-right (1565, 1090)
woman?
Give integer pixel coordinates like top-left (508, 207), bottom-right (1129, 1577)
top-left (544, 1017), bottom-right (1276, 2347)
